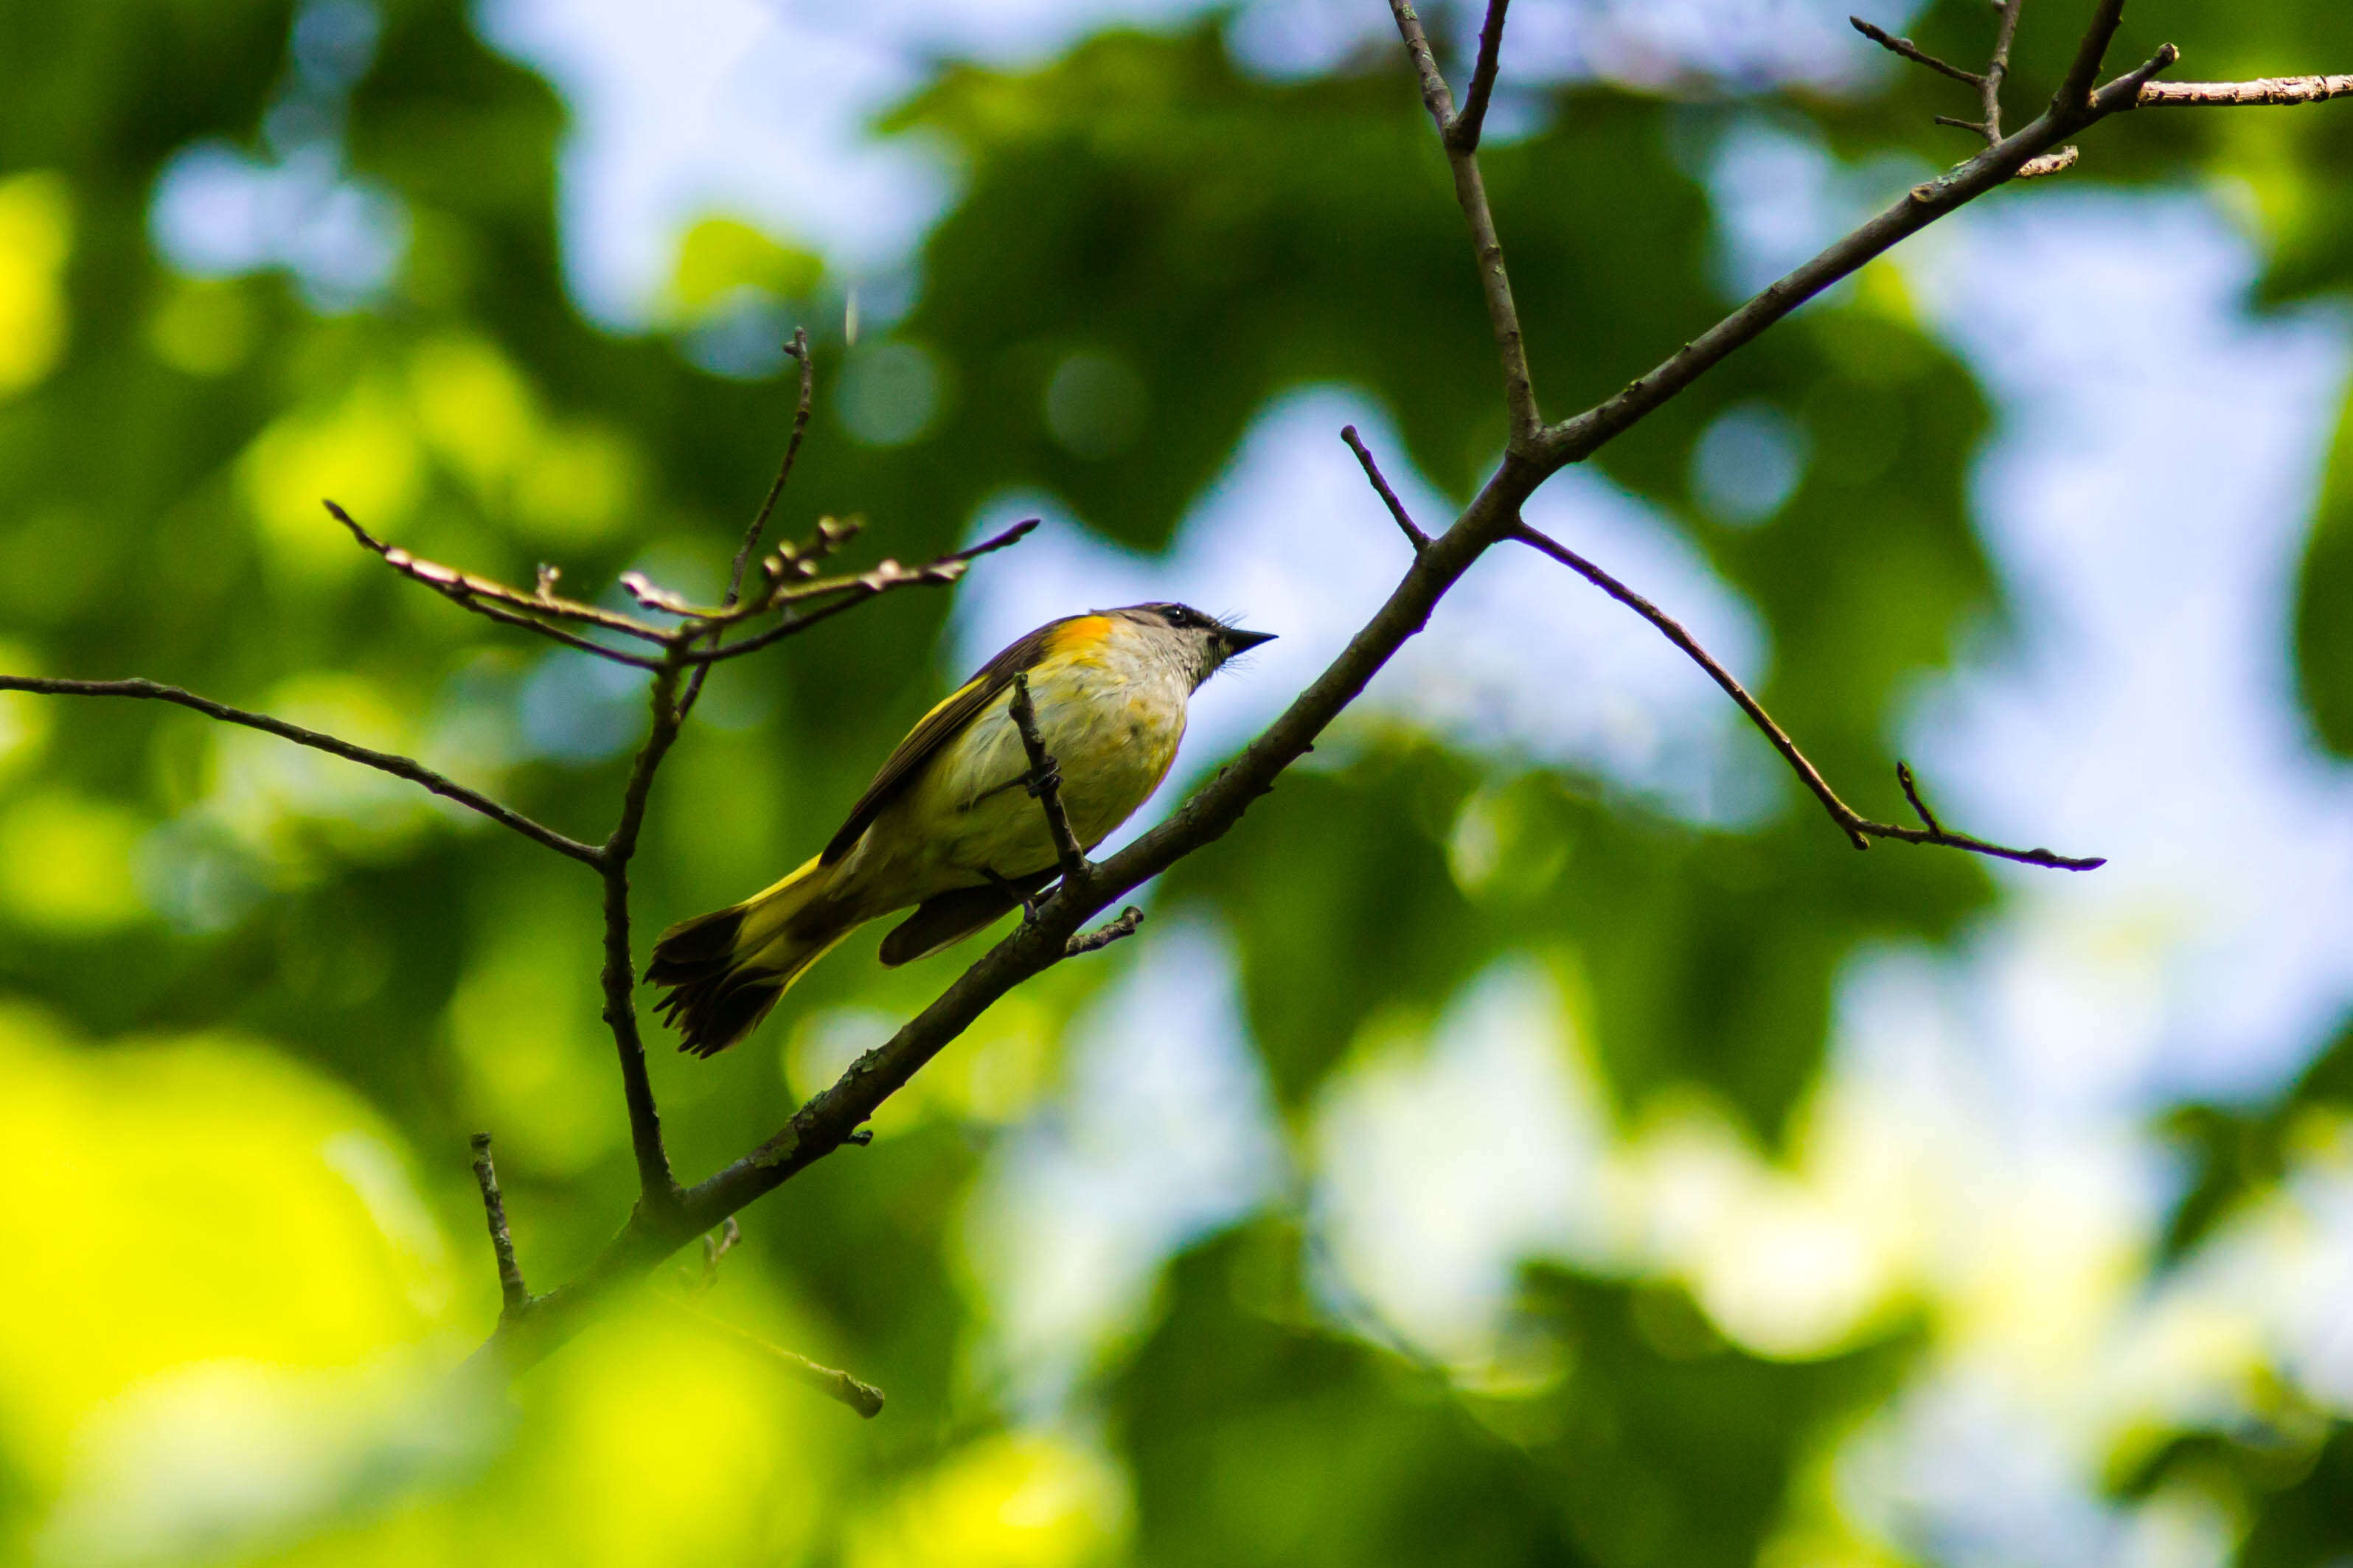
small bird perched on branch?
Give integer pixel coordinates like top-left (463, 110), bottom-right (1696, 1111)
top-left (648, 602), bottom-right (1273, 1056)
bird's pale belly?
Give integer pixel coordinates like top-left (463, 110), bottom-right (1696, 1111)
top-left (834, 648), bottom-right (1189, 915)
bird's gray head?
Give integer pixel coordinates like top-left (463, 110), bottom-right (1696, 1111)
top-left (1109, 602), bottom-right (1275, 689)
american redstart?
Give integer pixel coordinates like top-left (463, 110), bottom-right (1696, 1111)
top-left (648, 602), bottom-right (1273, 1056)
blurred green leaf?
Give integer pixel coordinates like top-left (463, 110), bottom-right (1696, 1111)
top-left (1113, 1227), bottom-right (1918, 1568)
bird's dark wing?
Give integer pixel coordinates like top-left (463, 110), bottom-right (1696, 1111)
top-left (818, 616), bottom-right (1072, 865)
top-left (875, 871), bottom-right (1052, 966)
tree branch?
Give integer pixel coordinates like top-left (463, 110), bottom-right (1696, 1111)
top-left (1506, 521), bottom-right (2105, 871)
top-left (664, 1299), bottom-right (884, 1418)
top-left (0, 675), bottom-right (602, 866)
top-left (678, 518), bottom-right (1040, 666)
top-left (623, 517), bottom-right (864, 624)
top-left (1388, 0), bottom-right (1540, 444)
top-left (470, 1132), bottom-right (530, 1317)
top-left (2016, 144), bottom-right (2082, 178)
top-left (600, 655), bottom-right (688, 1206)
top-left (1851, 17), bottom-right (1987, 88)
top-left (1341, 425), bottom-right (1430, 554)
top-left (2136, 74), bottom-right (2353, 107)
top-left (1066, 905), bottom-right (1145, 957)
top-left (1984, 0), bottom-right (2026, 139)
top-left (1008, 670), bottom-right (1090, 882)
top-left (678, 327), bottom-right (815, 721)
top-left (1537, 37), bottom-right (2183, 471)
top-left (2054, 0), bottom-right (2127, 114)
top-left (1449, 0), bottom-right (1511, 153)
top-left (326, 500), bottom-right (674, 662)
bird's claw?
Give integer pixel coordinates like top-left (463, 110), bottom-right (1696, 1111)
top-left (1022, 757), bottom-right (1062, 799)
top-left (984, 866), bottom-right (1050, 925)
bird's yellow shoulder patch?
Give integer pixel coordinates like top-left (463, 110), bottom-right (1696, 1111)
top-left (1043, 614), bottom-right (1115, 663)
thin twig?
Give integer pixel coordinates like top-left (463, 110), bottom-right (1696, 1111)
top-left (679, 328), bottom-right (815, 719)
top-left (1388, 0), bottom-right (1456, 130)
top-left (470, 1132), bottom-right (530, 1318)
top-left (0, 675), bottom-right (601, 865)
top-left (326, 501), bottom-right (672, 654)
top-left (729, 329), bottom-right (815, 606)
top-left (2137, 74), bottom-right (2353, 107)
top-left (1851, 16), bottom-right (1987, 87)
top-left (1983, 0), bottom-right (2026, 139)
top-left (693, 1215), bottom-right (741, 1292)
top-left (2054, 0), bottom-right (2127, 115)
top-left (1896, 762), bottom-right (1942, 834)
top-left (1538, 38), bottom-right (2183, 470)
top-left (681, 518), bottom-right (1040, 666)
top-left (664, 1299), bottom-right (884, 1418)
top-left (622, 519), bottom-right (862, 622)
top-left (1388, 0), bottom-right (1540, 444)
top-left (1008, 671), bottom-right (1089, 881)
top-left (600, 656), bottom-right (687, 1206)
top-left (2017, 144), bottom-right (2081, 178)
top-left (1066, 906), bottom-right (1145, 958)
top-left (1509, 522), bottom-right (2105, 870)
top-left (1447, 0), bottom-right (1512, 153)
top-left (1341, 425), bottom-right (1429, 554)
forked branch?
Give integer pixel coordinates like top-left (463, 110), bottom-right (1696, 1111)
top-left (1537, 36), bottom-right (2183, 470)
top-left (680, 325), bottom-right (817, 719)
top-left (1449, 0), bottom-right (1511, 153)
top-left (1506, 523), bottom-right (2105, 871)
top-left (1387, 0), bottom-right (1540, 444)
top-left (327, 500), bottom-right (674, 666)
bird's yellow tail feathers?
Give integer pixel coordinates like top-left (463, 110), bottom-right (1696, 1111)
top-left (647, 857), bottom-right (850, 1057)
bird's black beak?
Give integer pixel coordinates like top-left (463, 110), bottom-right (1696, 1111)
top-left (1221, 627), bottom-right (1276, 654)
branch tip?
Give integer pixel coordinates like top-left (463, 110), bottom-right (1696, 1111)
top-left (1851, 15), bottom-right (1987, 87)
top-left (1510, 525), bottom-right (2100, 873)
top-left (1895, 761), bottom-right (1942, 834)
top-left (681, 326), bottom-right (817, 715)
top-left (665, 1300), bottom-right (886, 1418)
top-left (2018, 146), bottom-right (2083, 181)
top-left (2138, 71), bottom-right (2353, 108)
top-left (0, 675), bottom-right (603, 865)
top-left (1067, 906), bottom-right (1145, 958)
top-left (470, 1132), bottom-right (530, 1318)
top-left (1341, 426), bottom-right (1430, 554)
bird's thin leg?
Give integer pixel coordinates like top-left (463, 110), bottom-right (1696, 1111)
top-left (981, 866), bottom-right (1051, 924)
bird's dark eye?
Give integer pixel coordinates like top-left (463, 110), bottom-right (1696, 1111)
top-left (1163, 604), bottom-right (1194, 627)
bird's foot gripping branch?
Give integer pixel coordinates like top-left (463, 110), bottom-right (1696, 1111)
top-left (4, 0), bottom-right (2343, 1399)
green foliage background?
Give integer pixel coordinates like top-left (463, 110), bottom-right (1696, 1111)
top-left (3, 0), bottom-right (2353, 1563)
